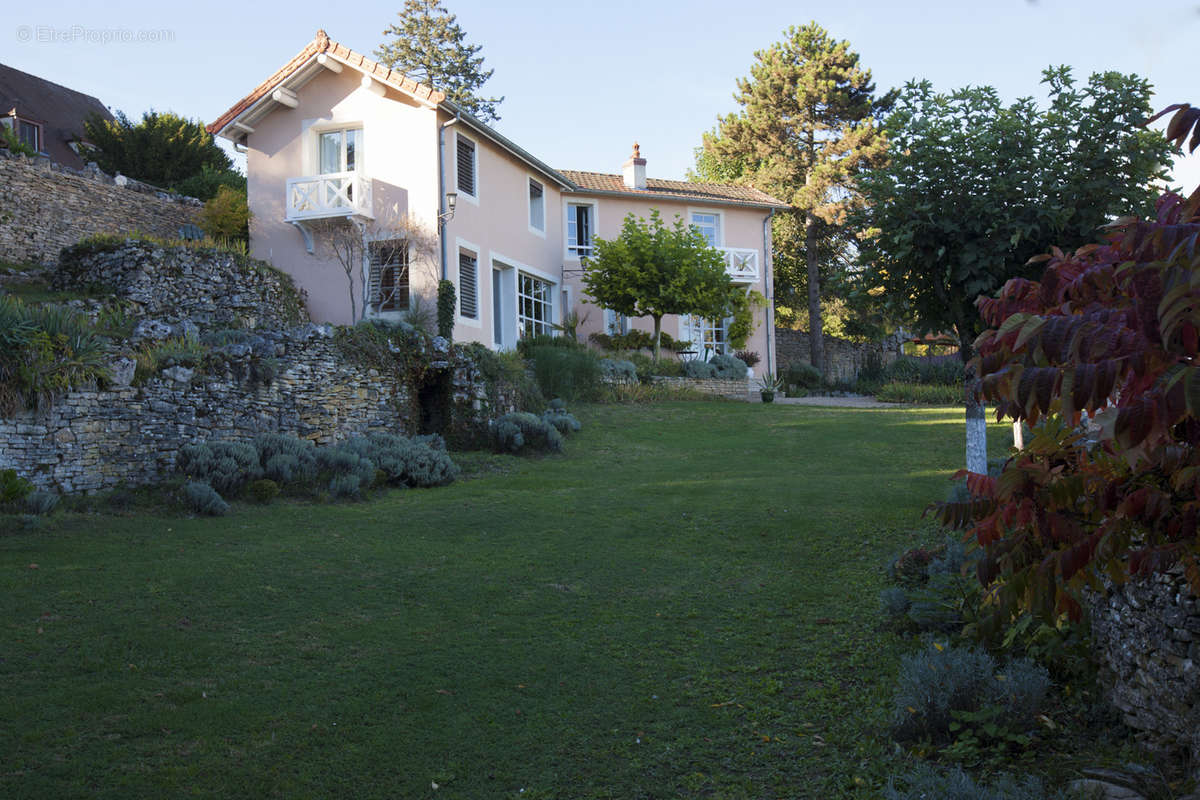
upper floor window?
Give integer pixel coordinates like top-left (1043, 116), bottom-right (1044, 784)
top-left (528, 178), bottom-right (545, 233)
top-left (567, 203), bottom-right (593, 258)
top-left (318, 127), bottom-right (360, 174)
top-left (456, 133), bottom-right (477, 198)
top-left (691, 211), bottom-right (721, 248)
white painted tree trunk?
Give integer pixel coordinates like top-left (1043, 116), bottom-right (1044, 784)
top-left (966, 382), bottom-right (988, 475)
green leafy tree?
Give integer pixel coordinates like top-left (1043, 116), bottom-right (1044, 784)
top-left (583, 211), bottom-right (734, 360)
top-left (375, 0), bottom-right (503, 123)
top-left (858, 68), bottom-right (1172, 471)
top-left (83, 110), bottom-right (236, 193)
top-left (694, 22), bottom-right (889, 375)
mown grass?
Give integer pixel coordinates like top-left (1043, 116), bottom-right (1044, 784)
top-left (1, 403), bottom-right (1012, 798)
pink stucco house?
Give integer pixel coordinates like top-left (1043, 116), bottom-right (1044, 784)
top-left (208, 30), bottom-right (788, 373)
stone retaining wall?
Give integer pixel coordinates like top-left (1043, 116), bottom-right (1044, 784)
top-left (652, 376), bottom-right (752, 401)
top-left (0, 326), bottom-right (494, 494)
top-left (775, 328), bottom-right (904, 384)
top-left (0, 150), bottom-right (202, 266)
top-left (54, 240), bottom-right (307, 330)
top-left (1087, 568), bottom-right (1200, 764)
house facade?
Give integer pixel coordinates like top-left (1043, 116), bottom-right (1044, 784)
top-left (208, 31), bottom-right (787, 373)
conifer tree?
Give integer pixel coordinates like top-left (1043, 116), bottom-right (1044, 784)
top-left (695, 23), bottom-right (888, 375)
top-left (375, 0), bottom-right (503, 123)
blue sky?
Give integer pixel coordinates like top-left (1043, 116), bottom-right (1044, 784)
top-left (6, 0), bottom-right (1199, 189)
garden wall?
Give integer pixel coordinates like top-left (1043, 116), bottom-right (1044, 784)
top-left (0, 150), bottom-right (202, 266)
top-left (0, 326), bottom-right (494, 494)
top-left (775, 328), bottom-right (904, 383)
top-left (1087, 568), bottom-right (1200, 765)
top-left (53, 239), bottom-right (307, 330)
top-left (652, 376), bottom-right (752, 401)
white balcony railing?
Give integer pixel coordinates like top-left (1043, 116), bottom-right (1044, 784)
top-left (285, 171), bottom-right (373, 221)
top-left (720, 247), bottom-right (759, 282)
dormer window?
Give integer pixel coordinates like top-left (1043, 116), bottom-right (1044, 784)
top-left (8, 117), bottom-right (42, 153)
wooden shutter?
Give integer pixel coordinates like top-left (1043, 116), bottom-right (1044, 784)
top-left (456, 136), bottom-right (475, 196)
top-left (459, 252), bottom-right (478, 319)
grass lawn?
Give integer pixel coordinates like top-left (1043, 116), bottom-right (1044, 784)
top-left (1, 402), bottom-right (1012, 799)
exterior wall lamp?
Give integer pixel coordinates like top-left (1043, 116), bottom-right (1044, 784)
top-left (438, 192), bottom-right (457, 227)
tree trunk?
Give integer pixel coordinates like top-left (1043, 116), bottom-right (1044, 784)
top-left (652, 314), bottom-right (663, 362)
top-left (806, 213), bottom-right (824, 379)
top-left (961, 337), bottom-right (988, 475)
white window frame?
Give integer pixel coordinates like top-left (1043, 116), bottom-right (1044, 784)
top-left (518, 271), bottom-right (555, 339)
top-left (603, 308), bottom-right (629, 335)
top-left (455, 131), bottom-right (479, 205)
top-left (14, 117), bottom-right (42, 153)
top-left (491, 251), bottom-right (558, 341)
top-left (564, 199), bottom-right (598, 261)
top-left (455, 237), bottom-right (483, 328)
top-left (527, 175), bottom-right (546, 237)
top-left (688, 207), bottom-right (725, 249)
top-left (301, 119), bottom-right (366, 176)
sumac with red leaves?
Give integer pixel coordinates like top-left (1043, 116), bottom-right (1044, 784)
top-left (929, 120), bottom-right (1200, 636)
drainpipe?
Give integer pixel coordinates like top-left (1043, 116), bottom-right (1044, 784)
top-left (437, 115), bottom-right (460, 280)
top-left (763, 208), bottom-right (776, 378)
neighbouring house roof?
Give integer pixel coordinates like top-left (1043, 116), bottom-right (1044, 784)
top-left (0, 62), bottom-right (114, 169)
top-left (560, 169), bottom-right (788, 210)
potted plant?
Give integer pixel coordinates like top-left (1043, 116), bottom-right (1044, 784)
top-left (757, 372), bottom-right (783, 403)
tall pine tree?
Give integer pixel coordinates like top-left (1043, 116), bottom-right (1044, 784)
top-left (694, 23), bottom-right (888, 375)
top-left (375, 0), bottom-right (503, 123)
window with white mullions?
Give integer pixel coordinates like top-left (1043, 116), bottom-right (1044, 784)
top-left (456, 134), bottom-right (477, 197)
top-left (690, 211), bottom-right (721, 247)
top-left (567, 203), bottom-right (592, 257)
top-left (17, 119), bottom-right (41, 153)
top-left (518, 272), bottom-right (553, 337)
top-left (369, 239), bottom-right (409, 313)
top-left (318, 128), bottom-right (360, 174)
top-left (459, 251), bottom-right (479, 319)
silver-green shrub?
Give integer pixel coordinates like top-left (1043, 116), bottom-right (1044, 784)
top-left (23, 490), bottom-right (59, 515)
top-left (490, 412), bottom-right (562, 454)
top-left (708, 353), bottom-right (748, 379)
top-left (891, 642), bottom-right (1050, 744)
top-left (254, 433), bottom-right (317, 483)
top-left (177, 440), bottom-right (262, 495)
top-left (357, 433), bottom-right (460, 488)
top-left (682, 360), bottom-right (717, 379)
top-left (183, 481), bottom-right (229, 516)
top-left (885, 764), bottom-right (1063, 800)
top-left (599, 358), bottom-right (638, 382)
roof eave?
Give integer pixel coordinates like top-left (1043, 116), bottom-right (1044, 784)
top-left (441, 99), bottom-right (576, 191)
top-left (563, 186), bottom-right (789, 211)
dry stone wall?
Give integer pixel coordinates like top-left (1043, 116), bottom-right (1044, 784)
top-left (0, 150), bottom-right (202, 266)
top-left (1087, 568), bottom-right (1200, 765)
top-left (775, 328), bottom-right (904, 384)
top-left (54, 240), bottom-right (307, 330)
top-left (651, 376), bottom-right (753, 401)
top-left (0, 325), bottom-right (494, 494)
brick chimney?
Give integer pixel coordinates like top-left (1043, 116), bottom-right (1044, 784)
top-left (622, 142), bottom-right (646, 190)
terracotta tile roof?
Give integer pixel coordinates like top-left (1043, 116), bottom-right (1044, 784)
top-left (559, 170), bottom-right (789, 209)
top-left (207, 30), bottom-right (445, 136)
top-left (0, 62), bottom-right (114, 169)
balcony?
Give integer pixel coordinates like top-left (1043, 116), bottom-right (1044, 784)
top-left (285, 171), bottom-right (373, 221)
top-left (720, 247), bottom-right (759, 282)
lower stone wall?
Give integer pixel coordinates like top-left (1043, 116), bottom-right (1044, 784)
top-left (1087, 568), bottom-right (1200, 765)
top-left (652, 376), bottom-right (752, 401)
top-left (0, 326), bottom-right (495, 493)
top-left (0, 151), bottom-right (202, 266)
top-left (775, 328), bottom-right (904, 384)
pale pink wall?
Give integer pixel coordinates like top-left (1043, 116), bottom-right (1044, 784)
top-left (562, 196), bottom-right (774, 370)
top-left (246, 66), bottom-right (440, 324)
top-left (439, 111), bottom-right (566, 348)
